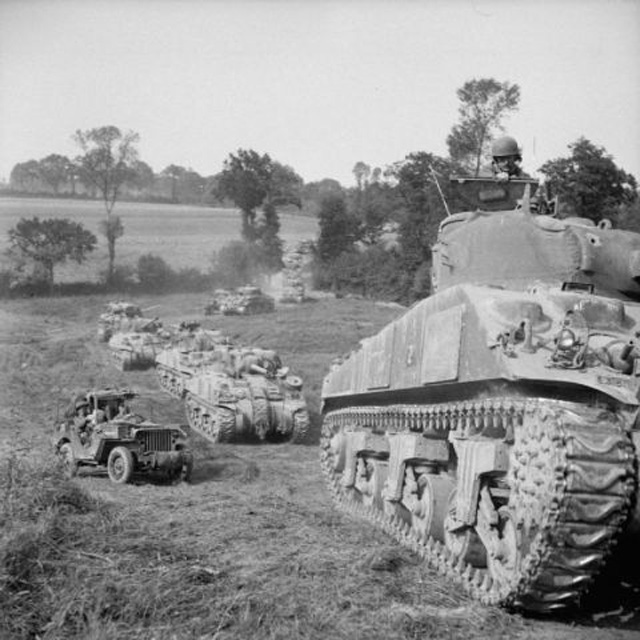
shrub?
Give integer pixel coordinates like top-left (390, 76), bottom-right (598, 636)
top-left (100, 264), bottom-right (137, 293)
top-left (137, 253), bottom-right (175, 292)
top-left (212, 240), bottom-right (261, 288)
top-left (173, 267), bottom-right (211, 292)
top-left (313, 246), bottom-right (409, 303)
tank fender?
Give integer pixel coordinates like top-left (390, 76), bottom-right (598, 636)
top-left (383, 433), bottom-right (450, 502)
top-left (448, 435), bottom-right (510, 528)
top-left (341, 431), bottom-right (389, 488)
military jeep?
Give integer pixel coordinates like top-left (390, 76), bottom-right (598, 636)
top-left (54, 388), bottom-right (193, 484)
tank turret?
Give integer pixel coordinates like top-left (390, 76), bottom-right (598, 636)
top-left (320, 175), bottom-right (640, 613)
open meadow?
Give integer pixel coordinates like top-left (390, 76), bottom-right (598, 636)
top-left (1, 291), bottom-right (639, 640)
top-left (0, 197), bottom-right (319, 282)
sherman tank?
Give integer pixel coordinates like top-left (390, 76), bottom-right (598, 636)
top-left (108, 331), bottom-right (167, 371)
top-left (184, 347), bottom-right (310, 443)
top-left (320, 176), bottom-right (640, 613)
top-left (155, 324), bottom-right (234, 398)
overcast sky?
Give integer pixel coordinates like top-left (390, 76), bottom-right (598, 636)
top-left (0, 0), bottom-right (638, 186)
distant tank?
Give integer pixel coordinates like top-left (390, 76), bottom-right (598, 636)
top-left (184, 355), bottom-right (309, 443)
top-left (204, 289), bottom-right (233, 316)
top-left (97, 301), bottom-right (162, 342)
top-left (205, 286), bottom-right (275, 316)
top-left (108, 331), bottom-right (167, 371)
top-left (320, 176), bottom-right (640, 613)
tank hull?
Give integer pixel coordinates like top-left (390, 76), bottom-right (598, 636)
top-left (321, 282), bottom-right (640, 612)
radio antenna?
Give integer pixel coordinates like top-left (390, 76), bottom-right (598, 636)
top-left (429, 166), bottom-right (451, 217)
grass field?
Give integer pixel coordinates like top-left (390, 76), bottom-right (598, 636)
top-left (0, 197), bottom-right (318, 282)
top-left (1, 292), bottom-right (639, 640)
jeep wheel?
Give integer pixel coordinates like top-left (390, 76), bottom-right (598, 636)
top-left (59, 443), bottom-right (78, 478)
top-left (107, 446), bottom-right (134, 484)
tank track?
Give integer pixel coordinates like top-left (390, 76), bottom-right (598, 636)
top-left (291, 410), bottom-right (311, 444)
top-left (320, 397), bottom-right (636, 612)
top-left (184, 394), bottom-right (236, 443)
top-left (155, 366), bottom-right (186, 399)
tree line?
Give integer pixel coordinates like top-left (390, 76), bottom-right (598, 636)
top-left (3, 77), bottom-right (638, 302)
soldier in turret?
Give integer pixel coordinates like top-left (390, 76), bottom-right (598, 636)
top-left (486, 136), bottom-right (529, 181)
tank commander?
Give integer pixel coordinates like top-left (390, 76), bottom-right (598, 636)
top-left (483, 136), bottom-right (529, 181)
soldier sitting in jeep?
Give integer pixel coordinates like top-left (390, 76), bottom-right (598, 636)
top-left (54, 388), bottom-right (193, 485)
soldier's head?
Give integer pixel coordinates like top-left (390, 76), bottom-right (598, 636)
top-left (75, 399), bottom-right (89, 415)
top-left (491, 136), bottom-right (522, 175)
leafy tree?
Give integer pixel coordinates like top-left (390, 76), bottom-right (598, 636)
top-left (316, 193), bottom-right (358, 263)
top-left (217, 149), bottom-right (273, 241)
top-left (161, 164), bottom-right (186, 202)
top-left (211, 240), bottom-right (262, 288)
top-left (127, 160), bottom-right (155, 193)
top-left (353, 161), bottom-right (371, 190)
top-left (302, 178), bottom-right (343, 202)
top-left (216, 149), bottom-right (302, 272)
top-left (7, 217), bottom-right (97, 293)
top-left (73, 125), bottom-right (140, 281)
top-left (38, 154), bottom-right (71, 194)
top-left (9, 160), bottom-right (42, 192)
top-left (446, 78), bottom-right (520, 175)
top-left (180, 169), bottom-right (207, 204)
top-left (388, 152), bottom-right (454, 300)
top-left (137, 253), bottom-right (174, 291)
top-left (616, 200), bottom-right (640, 233)
top-left (538, 137), bottom-right (638, 223)
top-left (350, 176), bottom-right (398, 246)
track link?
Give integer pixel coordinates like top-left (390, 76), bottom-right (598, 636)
top-left (155, 365), bottom-right (186, 399)
top-left (319, 398), bottom-right (636, 612)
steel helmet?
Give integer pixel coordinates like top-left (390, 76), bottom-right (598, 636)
top-left (491, 136), bottom-right (521, 158)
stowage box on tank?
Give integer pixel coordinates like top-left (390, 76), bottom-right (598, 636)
top-left (320, 177), bottom-right (640, 613)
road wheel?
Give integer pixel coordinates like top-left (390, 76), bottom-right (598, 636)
top-left (107, 446), bottom-right (134, 484)
top-left (59, 443), bottom-right (78, 479)
top-left (290, 410), bottom-right (310, 443)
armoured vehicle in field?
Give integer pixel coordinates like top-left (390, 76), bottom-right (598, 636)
top-left (204, 289), bottom-right (232, 315)
top-left (155, 324), bottom-right (234, 397)
top-left (54, 388), bottom-right (193, 484)
top-left (184, 356), bottom-right (309, 443)
top-left (97, 301), bottom-right (162, 342)
top-left (108, 331), bottom-right (168, 371)
top-left (320, 176), bottom-right (640, 613)
top-left (205, 286), bottom-right (275, 316)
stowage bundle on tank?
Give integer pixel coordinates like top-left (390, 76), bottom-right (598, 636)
top-left (204, 286), bottom-right (275, 316)
top-left (54, 388), bottom-right (193, 484)
top-left (184, 346), bottom-right (310, 444)
top-left (155, 324), bottom-right (235, 398)
top-left (320, 176), bottom-right (640, 614)
top-left (279, 241), bottom-right (313, 303)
